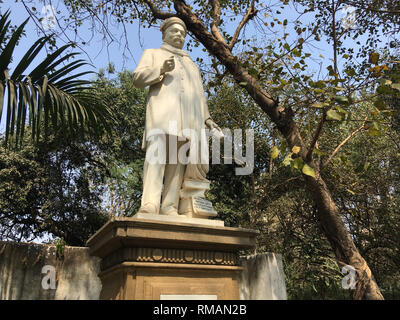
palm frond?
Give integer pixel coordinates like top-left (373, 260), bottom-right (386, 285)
top-left (11, 37), bottom-right (48, 80)
top-left (0, 11), bottom-right (111, 149)
top-left (0, 17), bottom-right (29, 79)
top-left (0, 10), bottom-right (12, 45)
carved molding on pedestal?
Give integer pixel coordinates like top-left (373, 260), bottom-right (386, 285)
top-left (101, 247), bottom-right (238, 271)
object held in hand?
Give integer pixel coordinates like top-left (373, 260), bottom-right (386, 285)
top-left (210, 127), bottom-right (224, 139)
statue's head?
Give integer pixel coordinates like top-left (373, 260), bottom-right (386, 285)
top-left (160, 17), bottom-right (187, 49)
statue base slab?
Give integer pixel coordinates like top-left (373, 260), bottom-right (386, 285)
top-left (133, 212), bottom-right (224, 227)
top-left (86, 217), bottom-right (258, 300)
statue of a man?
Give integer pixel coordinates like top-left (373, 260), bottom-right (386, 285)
top-left (132, 17), bottom-right (221, 217)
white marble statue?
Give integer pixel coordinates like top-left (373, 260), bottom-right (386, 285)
top-left (132, 17), bottom-right (222, 218)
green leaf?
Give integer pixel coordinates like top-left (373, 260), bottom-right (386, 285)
top-left (283, 43), bottom-right (290, 51)
top-left (310, 80), bottom-right (326, 89)
top-left (0, 17), bottom-right (29, 75)
top-left (293, 48), bottom-right (301, 57)
top-left (344, 67), bottom-right (356, 77)
top-left (369, 52), bottom-right (379, 65)
top-left (374, 99), bottom-right (386, 110)
top-left (11, 37), bottom-right (48, 80)
top-left (334, 87), bottom-right (346, 92)
top-left (248, 68), bottom-right (258, 77)
top-left (302, 163), bottom-right (316, 178)
top-left (367, 127), bottom-right (381, 136)
top-left (282, 153), bottom-right (293, 166)
top-left (314, 148), bottom-right (326, 156)
top-left (335, 105), bottom-right (348, 114)
top-left (326, 109), bottom-right (343, 121)
top-left (0, 11), bottom-right (12, 46)
top-left (292, 157), bottom-right (304, 170)
top-left (29, 44), bottom-right (72, 81)
top-left (311, 102), bottom-right (329, 108)
top-left (334, 96), bottom-right (349, 104)
top-left (327, 65), bottom-right (335, 76)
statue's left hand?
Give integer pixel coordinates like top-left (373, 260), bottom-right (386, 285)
top-left (205, 118), bottom-right (221, 131)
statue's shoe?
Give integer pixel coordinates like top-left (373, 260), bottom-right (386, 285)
top-left (137, 203), bottom-right (158, 214)
top-left (160, 207), bottom-right (179, 216)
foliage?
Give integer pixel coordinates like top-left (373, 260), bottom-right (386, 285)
top-left (0, 132), bottom-right (109, 245)
top-left (55, 237), bottom-right (66, 259)
top-left (207, 79), bottom-right (400, 299)
top-left (92, 70), bottom-right (147, 216)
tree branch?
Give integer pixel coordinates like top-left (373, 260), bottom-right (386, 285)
top-left (306, 110), bottom-right (327, 162)
top-left (322, 115), bottom-right (368, 168)
top-left (142, 0), bottom-right (176, 19)
top-left (209, 0), bottom-right (227, 45)
top-left (172, 0), bottom-right (303, 152)
top-left (228, 0), bottom-right (257, 50)
top-left (331, 0), bottom-right (339, 79)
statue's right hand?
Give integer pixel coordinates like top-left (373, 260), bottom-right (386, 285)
top-left (161, 56), bottom-right (175, 74)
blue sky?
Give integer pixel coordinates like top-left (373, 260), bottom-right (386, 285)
top-left (1, 0), bottom-right (331, 73)
top-left (3, 0), bottom-right (165, 71)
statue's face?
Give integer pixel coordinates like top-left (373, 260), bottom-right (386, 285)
top-left (163, 23), bottom-right (186, 49)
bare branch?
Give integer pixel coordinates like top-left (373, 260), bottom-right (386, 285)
top-left (306, 110), bottom-right (327, 162)
top-left (331, 0), bottom-right (339, 79)
top-left (209, 0), bottom-right (227, 45)
top-left (228, 0), bottom-right (257, 50)
top-left (142, 0), bottom-right (176, 20)
top-left (322, 115), bottom-right (368, 168)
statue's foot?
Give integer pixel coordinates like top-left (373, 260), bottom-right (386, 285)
top-left (138, 203), bottom-right (158, 214)
top-left (160, 206), bottom-right (179, 216)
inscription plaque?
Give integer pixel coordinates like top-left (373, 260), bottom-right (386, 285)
top-left (192, 197), bottom-right (217, 217)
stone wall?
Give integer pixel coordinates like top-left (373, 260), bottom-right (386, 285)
top-left (239, 253), bottom-right (287, 300)
top-left (0, 241), bottom-right (101, 300)
top-left (0, 241), bottom-right (286, 300)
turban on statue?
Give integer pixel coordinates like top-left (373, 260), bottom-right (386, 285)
top-left (160, 17), bottom-right (187, 35)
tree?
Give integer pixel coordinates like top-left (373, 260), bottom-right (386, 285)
top-left (0, 69), bottom-right (149, 244)
top-left (0, 10), bottom-right (110, 149)
top-left (190, 76), bottom-right (399, 299)
top-left (19, 0), bottom-right (400, 299)
top-left (92, 69), bottom-right (147, 216)
top-left (0, 133), bottom-right (109, 245)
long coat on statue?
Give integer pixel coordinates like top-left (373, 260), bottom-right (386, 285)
top-left (132, 43), bottom-right (211, 150)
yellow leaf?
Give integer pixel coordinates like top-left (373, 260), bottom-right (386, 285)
top-left (271, 146), bottom-right (280, 159)
top-left (292, 146), bottom-right (301, 154)
top-left (302, 164), bottom-right (316, 178)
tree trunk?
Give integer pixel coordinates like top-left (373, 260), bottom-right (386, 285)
top-left (304, 174), bottom-right (384, 299)
top-left (172, 0), bottom-right (384, 300)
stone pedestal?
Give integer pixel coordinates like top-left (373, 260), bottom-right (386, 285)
top-left (86, 217), bottom-right (258, 300)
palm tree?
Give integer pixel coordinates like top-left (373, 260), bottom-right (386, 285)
top-left (0, 10), bottom-right (110, 148)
